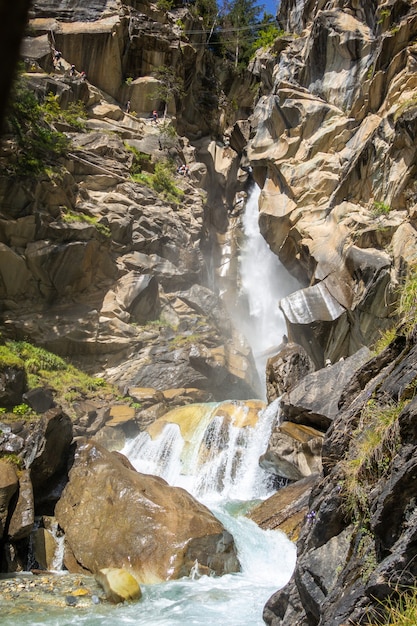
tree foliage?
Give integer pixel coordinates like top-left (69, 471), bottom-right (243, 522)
top-left (151, 66), bottom-right (185, 118)
top-left (194, 0), bottom-right (218, 29)
top-left (249, 21), bottom-right (283, 56)
top-left (3, 74), bottom-right (86, 175)
top-left (217, 0), bottom-right (268, 69)
top-left (4, 75), bottom-right (69, 174)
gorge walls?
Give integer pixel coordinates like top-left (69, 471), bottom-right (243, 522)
top-left (247, 0), bottom-right (417, 367)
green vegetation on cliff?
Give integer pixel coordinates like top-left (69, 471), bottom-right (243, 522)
top-left (373, 264), bottom-right (417, 355)
top-left (398, 264), bottom-right (417, 335)
top-left (0, 341), bottom-right (115, 418)
top-left (126, 142), bottom-right (183, 204)
top-left (341, 398), bottom-right (403, 524)
top-left (2, 73), bottom-right (86, 176)
top-left (370, 586), bottom-right (417, 626)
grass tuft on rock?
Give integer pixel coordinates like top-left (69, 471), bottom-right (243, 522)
top-left (340, 398), bottom-right (403, 522)
top-left (368, 586), bottom-right (417, 626)
top-left (397, 264), bottom-right (417, 335)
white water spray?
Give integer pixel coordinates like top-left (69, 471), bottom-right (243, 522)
top-left (117, 398), bottom-right (296, 625)
top-left (236, 185), bottom-right (299, 384)
top-left (123, 399), bottom-right (282, 504)
top-left (50, 521), bottom-right (65, 572)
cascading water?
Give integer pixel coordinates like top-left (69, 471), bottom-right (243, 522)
top-left (123, 398), bottom-right (283, 503)
top-left (113, 399), bottom-right (296, 625)
top-left (3, 401), bottom-right (297, 626)
top-left (235, 184), bottom-right (299, 387)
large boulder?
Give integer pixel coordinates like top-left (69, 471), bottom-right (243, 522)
top-left (26, 408), bottom-right (73, 512)
top-left (7, 469), bottom-right (34, 541)
top-left (55, 441), bottom-right (240, 583)
top-left (266, 342), bottom-right (315, 403)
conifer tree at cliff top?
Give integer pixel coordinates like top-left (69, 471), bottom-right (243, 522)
top-left (218, 0), bottom-right (264, 68)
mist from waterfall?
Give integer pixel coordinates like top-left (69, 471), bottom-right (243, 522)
top-left (235, 184), bottom-right (299, 387)
top-left (4, 188), bottom-right (300, 626)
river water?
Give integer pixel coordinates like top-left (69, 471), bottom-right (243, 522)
top-left (115, 399), bottom-right (297, 625)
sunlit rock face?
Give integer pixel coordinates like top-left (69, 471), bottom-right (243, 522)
top-left (0, 62), bottom-right (260, 401)
top-left (249, 473), bottom-right (319, 541)
top-left (29, 0), bottom-right (119, 22)
top-left (27, 0), bottom-right (218, 134)
top-left (55, 441), bottom-right (241, 583)
top-left (247, 0), bottom-right (417, 365)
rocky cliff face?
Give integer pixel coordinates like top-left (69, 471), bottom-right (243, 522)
top-left (247, 0), bottom-right (417, 623)
top-left (248, 0), bottom-right (417, 368)
top-left (0, 0), bottom-right (265, 407)
top-left (1, 0), bottom-right (417, 620)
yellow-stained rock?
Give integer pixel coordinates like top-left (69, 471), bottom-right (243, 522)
top-left (147, 400), bottom-right (266, 442)
top-left (95, 568), bottom-right (142, 603)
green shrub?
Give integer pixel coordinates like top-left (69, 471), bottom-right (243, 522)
top-left (125, 143), bottom-right (152, 175)
top-left (43, 93), bottom-right (87, 130)
top-left (372, 201), bottom-right (391, 216)
top-left (132, 159), bottom-right (183, 204)
top-left (4, 77), bottom-right (69, 175)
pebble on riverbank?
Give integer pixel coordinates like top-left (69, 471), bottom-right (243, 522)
top-left (0, 572), bottom-right (105, 613)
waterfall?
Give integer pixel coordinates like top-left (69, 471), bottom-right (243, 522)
top-left (114, 398), bottom-right (296, 625)
top-left (49, 520), bottom-right (65, 572)
top-left (6, 190), bottom-right (299, 626)
top-left (235, 185), bottom-right (299, 386)
top-left (123, 398), bottom-right (282, 504)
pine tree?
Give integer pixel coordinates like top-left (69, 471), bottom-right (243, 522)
top-left (194, 0), bottom-right (218, 29)
top-left (152, 66), bottom-right (185, 119)
top-left (219, 0), bottom-right (264, 69)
